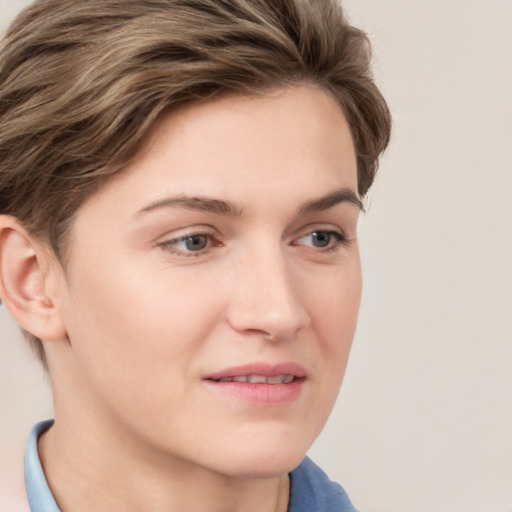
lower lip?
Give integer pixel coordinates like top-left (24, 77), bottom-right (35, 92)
top-left (203, 378), bottom-right (305, 405)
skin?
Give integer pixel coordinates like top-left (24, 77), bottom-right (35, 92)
top-left (2, 86), bottom-right (362, 512)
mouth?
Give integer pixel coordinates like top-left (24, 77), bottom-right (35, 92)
top-left (203, 363), bottom-right (307, 405)
top-left (209, 374), bottom-right (296, 384)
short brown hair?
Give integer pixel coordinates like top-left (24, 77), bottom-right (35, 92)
top-left (0, 0), bottom-right (391, 367)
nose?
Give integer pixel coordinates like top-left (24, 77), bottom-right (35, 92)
top-left (226, 247), bottom-right (311, 342)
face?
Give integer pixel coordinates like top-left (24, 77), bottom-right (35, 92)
top-left (50, 86), bottom-right (362, 478)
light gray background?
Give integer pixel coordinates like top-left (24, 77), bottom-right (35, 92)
top-left (1, 1), bottom-right (511, 511)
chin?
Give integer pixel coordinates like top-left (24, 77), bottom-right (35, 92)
top-left (195, 414), bottom-right (328, 479)
top-left (210, 439), bottom-right (312, 480)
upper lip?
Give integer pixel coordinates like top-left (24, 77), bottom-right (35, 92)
top-left (204, 362), bottom-right (307, 381)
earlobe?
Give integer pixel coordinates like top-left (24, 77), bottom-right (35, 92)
top-left (0, 215), bottom-right (67, 341)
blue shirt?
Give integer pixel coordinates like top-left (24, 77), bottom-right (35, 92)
top-left (25, 420), bottom-right (358, 512)
top-left (25, 421), bottom-right (60, 512)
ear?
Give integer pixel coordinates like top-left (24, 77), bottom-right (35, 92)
top-left (0, 215), bottom-right (67, 341)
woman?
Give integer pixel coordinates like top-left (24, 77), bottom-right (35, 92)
top-left (0, 0), bottom-right (391, 510)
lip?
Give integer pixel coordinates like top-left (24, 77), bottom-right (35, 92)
top-left (202, 362), bottom-right (307, 405)
top-left (204, 362), bottom-right (307, 381)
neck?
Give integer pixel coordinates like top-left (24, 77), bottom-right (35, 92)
top-left (38, 419), bottom-right (290, 512)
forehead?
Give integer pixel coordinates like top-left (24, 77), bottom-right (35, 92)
top-left (75, 86), bottom-right (358, 221)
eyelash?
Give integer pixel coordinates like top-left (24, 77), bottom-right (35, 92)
top-left (159, 229), bottom-right (348, 257)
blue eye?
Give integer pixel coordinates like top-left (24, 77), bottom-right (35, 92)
top-left (182, 235), bottom-right (209, 251)
top-left (298, 230), bottom-right (344, 249)
top-left (310, 231), bottom-right (334, 247)
top-left (164, 234), bottom-right (211, 254)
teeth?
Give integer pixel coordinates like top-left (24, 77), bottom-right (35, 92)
top-left (216, 375), bottom-right (295, 384)
top-left (267, 375), bottom-right (285, 384)
top-left (248, 375), bottom-right (267, 384)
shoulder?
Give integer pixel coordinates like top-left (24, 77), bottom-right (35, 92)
top-left (288, 457), bottom-right (359, 512)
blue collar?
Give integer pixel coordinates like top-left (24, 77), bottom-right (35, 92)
top-left (24, 420), bottom-right (61, 512)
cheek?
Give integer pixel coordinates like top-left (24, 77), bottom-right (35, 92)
top-left (60, 259), bottom-right (223, 396)
top-left (302, 265), bottom-right (361, 443)
top-left (310, 258), bottom-right (362, 339)
top-left (309, 261), bottom-right (362, 388)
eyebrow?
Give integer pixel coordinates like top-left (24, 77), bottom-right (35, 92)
top-left (136, 195), bottom-right (243, 217)
top-left (135, 187), bottom-right (363, 219)
top-left (299, 188), bottom-right (364, 214)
